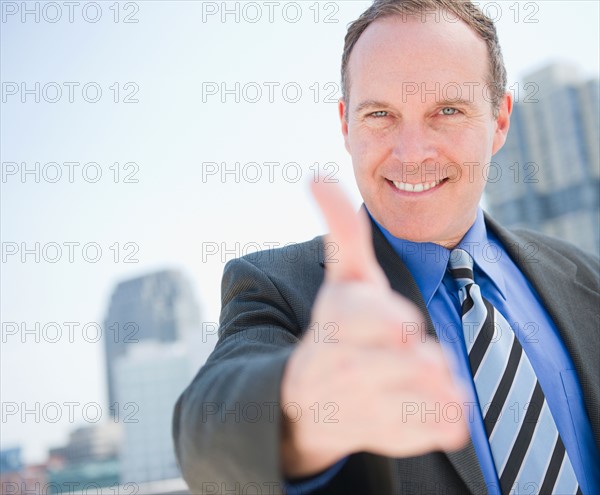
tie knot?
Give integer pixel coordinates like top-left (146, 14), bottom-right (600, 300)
top-left (448, 249), bottom-right (475, 284)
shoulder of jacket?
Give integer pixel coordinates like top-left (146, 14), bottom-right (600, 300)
top-left (224, 234), bottom-right (325, 273)
top-left (509, 226), bottom-right (599, 280)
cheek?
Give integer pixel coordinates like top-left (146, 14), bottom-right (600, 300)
top-left (451, 163), bottom-right (488, 201)
top-left (350, 141), bottom-right (379, 174)
top-left (447, 133), bottom-right (494, 175)
top-left (482, 162), bottom-right (502, 183)
top-left (350, 132), bottom-right (393, 168)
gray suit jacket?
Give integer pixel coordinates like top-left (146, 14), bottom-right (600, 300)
top-left (173, 212), bottom-right (599, 494)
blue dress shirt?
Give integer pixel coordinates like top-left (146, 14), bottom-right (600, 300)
top-left (287, 208), bottom-right (599, 495)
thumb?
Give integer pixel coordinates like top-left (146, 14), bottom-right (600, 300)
top-left (311, 180), bottom-right (388, 288)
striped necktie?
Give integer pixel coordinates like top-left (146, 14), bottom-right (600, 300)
top-left (448, 248), bottom-right (581, 495)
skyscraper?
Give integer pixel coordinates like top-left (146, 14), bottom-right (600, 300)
top-left (114, 341), bottom-right (193, 484)
top-left (60, 423), bottom-right (121, 465)
top-left (486, 63), bottom-right (599, 254)
top-left (103, 270), bottom-right (201, 412)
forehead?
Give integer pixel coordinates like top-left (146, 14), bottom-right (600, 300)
top-left (347, 14), bottom-right (490, 100)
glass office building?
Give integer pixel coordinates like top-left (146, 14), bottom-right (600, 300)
top-left (486, 64), bottom-right (599, 254)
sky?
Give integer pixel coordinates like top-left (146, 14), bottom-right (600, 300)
top-left (1, 0), bottom-right (599, 464)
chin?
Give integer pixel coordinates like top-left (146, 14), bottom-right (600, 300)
top-left (378, 214), bottom-right (448, 244)
top-left (384, 224), bottom-right (438, 243)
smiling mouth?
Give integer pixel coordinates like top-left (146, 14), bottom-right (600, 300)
top-left (391, 177), bottom-right (447, 193)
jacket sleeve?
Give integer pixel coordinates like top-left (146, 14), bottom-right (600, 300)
top-left (173, 248), bottom-right (397, 495)
top-left (172, 255), bottom-right (302, 495)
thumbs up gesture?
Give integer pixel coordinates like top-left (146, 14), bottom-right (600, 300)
top-left (280, 181), bottom-right (469, 478)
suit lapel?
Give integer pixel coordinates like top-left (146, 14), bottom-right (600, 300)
top-left (319, 208), bottom-right (598, 492)
top-left (369, 215), bottom-right (488, 495)
top-left (487, 214), bottom-right (600, 449)
top-left (370, 221), bottom-right (436, 337)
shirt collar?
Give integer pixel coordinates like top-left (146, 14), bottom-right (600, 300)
top-left (367, 207), bottom-right (506, 304)
top-left (456, 209), bottom-right (506, 300)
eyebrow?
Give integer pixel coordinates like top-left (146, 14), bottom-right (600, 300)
top-left (354, 100), bottom-right (391, 114)
top-left (436, 98), bottom-right (476, 108)
top-left (353, 97), bottom-right (477, 115)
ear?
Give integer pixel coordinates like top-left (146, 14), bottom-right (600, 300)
top-left (338, 98), bottom-right (351, 153)
top-left (491, 91), bottom-right (513, 155)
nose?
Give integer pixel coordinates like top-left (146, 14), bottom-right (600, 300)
top-left (391, 121), bottom-right (438, 175)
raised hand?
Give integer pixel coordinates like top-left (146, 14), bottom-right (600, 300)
top-left (280, 181), bottom-right (469, 478)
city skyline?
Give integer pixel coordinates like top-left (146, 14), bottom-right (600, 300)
top-left (103, 269), bottom-right (201, 410)
top-left (487, 63), bottom-right (599, 253)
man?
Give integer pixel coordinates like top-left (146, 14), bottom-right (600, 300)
top-left (173, 1), bottom-right (600, 493)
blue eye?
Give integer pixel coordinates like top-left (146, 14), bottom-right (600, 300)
top-left (370, 111), bottom-right (388, 118)
top-left (440, 107), bottom-right (458, 115)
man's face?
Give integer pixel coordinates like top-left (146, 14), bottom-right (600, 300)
top-left (340, 14), bottom-right (512, 247)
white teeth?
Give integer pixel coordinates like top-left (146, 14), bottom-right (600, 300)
top-left (392, 179), bottom-right (443, 192)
